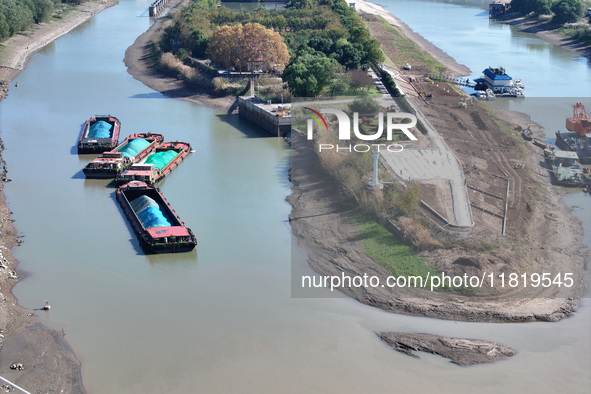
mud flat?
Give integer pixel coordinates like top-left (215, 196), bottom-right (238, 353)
top-left (496, 13), bottom-right (591, 61)
top-left (122, 0), bottom-right (589, 361)
top-left (378, 332), bottom-right (517, 366)
top-left (0, 1), bottom-right (117, 392)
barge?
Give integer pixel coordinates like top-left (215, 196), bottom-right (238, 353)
top-left (83, 133), bottom-right (164, 179)
top-left (117, 181), bottom-right (197, 253)
top-left (544, 148), bottom-right (588, 187)
top-left (474, 67), bottom-right (524, 97)
top-left (78, 115), bottom-right (121, 154)
top-left (555, 103), bottom-right (591, 164)
top-left (115, 141), bottom-right (192, 186)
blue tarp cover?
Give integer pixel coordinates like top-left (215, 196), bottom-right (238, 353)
top-left (144, 150), bottom-right (179, 170)
top-left (119, 138), bottom-right (150, 159)
top-left (130, 195), bottom-right (172, 228)
top-left (88, 120), bottom-right (113, 138)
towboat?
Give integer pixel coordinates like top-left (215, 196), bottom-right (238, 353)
top-left (83, 133), bottom-right (164, 179)
top-left (116, 181), bottom-right (197, 253)
top-left (115, 142), bottom-right (192, 186)
top-left (78, 115), bottom-right (121, 154)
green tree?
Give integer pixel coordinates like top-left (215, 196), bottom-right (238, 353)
top-left (282, 53), bottom-right (342, 96)
top-left (348, 96), bottom-right (380, 116)
top-left (531, 0), bottom-right (553, 15)
top-left (287, 0), bottom-right (313, 9)
top-left (551, 0), bottom-right (585, 24)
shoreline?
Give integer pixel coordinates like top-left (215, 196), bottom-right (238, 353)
top-left (123, 0), bottom-right (235, 112)
top-left (0, 0), bottom-right (585, 385)
top-left (121, 1), bottom-right (588, 324)
top-left (355, 0), bottom-right (471, 76)
top-left (496, 13), bottom-right (591, 61)
top-left (0, 1), bottom-right (117, 392)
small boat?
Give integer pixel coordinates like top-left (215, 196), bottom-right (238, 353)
top-left (115, 141), bottom-right (192, 186)
top-left (116, 181), bottom-right (197, 253)
top-left (533, 139), bottom-right (548, 149)
top-left (78, 115), bottom-right (121, 154)
top-left (83, 133), bottom-right (164, 179)
top-left (473, 90), bottom-right (487, 99)
top-left (513, 79), bottom-right (525, 89)
top-left (486, 89), bottom-right (496, 100)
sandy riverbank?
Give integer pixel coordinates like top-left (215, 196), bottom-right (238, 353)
top-left (122, 0), bottom-right (589, 366)
top-left (0, 1), bottom-right (117, 392)
top-left (121, 0), bottom-right (588, 323)
top-left (355, 0), bottom-right (471, 76)
top-left (123, 0), bottom-right (235, 112)
top-left (497, 12), bottom-right (591, 61)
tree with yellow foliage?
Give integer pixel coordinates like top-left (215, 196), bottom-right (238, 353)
top-left (208, 23), bottom-right (290, 73)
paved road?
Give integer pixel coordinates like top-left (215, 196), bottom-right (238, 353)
top-left (377, 70), bottom-right (474, 228)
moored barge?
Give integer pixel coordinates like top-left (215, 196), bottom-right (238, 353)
top-left (544, 148), bottom-right (588, 187)
top-left (555, 103), bottom-right (591, 164)
top-left (117, 181), bottom-right (197, 253)
top-left (83, 133), bottom-right (164, 179)
top-left (78, 115), bottom-right (121, 154)
top-left (115, 141), bottom-right (192, 185)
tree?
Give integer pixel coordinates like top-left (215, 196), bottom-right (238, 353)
top-left (348, 96), bottom-right (380, 116)
top-left (348, 69), bottom-right (373, 91)
top-left (282, 53), bottom-right (343, 96)
top-left (208, 23), bottom-right (290, 72)
top-left (551, 0), bottom-right (585, 24)
top-left (287, 0), bottom-right (313, 9)
top-left (530, 0), bottom-right (553, 15)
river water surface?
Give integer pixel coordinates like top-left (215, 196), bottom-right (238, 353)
top-left (0, 0), bottom-right (589, 392)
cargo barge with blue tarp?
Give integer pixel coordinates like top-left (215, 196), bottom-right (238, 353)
top-left (83, 133), bottom-right (164, 179)
top-left (117, 181), bottom-right (197, 253)
top-left (115, 141), bottom-right (192, 185)
top-left (77, 115), bottom-right (121, 154)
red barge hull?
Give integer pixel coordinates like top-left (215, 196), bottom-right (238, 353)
top-left (115, 142), bottom-right (192, 186)
top-left (77, 115), bottom-right (121, 154)
top-left (117, 181), bottom-right (197, 253)
top-left (83, 133), bottom-right (164, 179)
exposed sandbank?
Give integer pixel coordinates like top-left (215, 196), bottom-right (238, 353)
top-left (0, 1), bottom-right (117, 391)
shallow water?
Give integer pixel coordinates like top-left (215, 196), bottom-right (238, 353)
top-left (0, 0), bottom-right (589, 392)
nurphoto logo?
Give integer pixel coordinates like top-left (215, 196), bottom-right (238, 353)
top-left (304, 107), bottom-right (418, 152)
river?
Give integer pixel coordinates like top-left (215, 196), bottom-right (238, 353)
top-left (0, 0), bottom-right (589, 392)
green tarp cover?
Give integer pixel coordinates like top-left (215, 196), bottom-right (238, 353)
top-left (144, 150), bottom-right (179, 170)
top-left (88, 120), bottom-right (113, 138)
top-left (130, 195), bottom-right (172, 228)
top-left (119, 138), bottom-right (150, 159)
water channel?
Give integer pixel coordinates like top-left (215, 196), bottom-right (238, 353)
top-left (0, 0), bottom-right (589, 392)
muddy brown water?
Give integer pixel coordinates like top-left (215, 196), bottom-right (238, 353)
top-left (0, 0), bottom-right (589, 392)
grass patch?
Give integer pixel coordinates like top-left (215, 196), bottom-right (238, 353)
top-left (357, 217), bottom-right (438, 279)
top-left (362, 13), bottom-right (446, 73)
